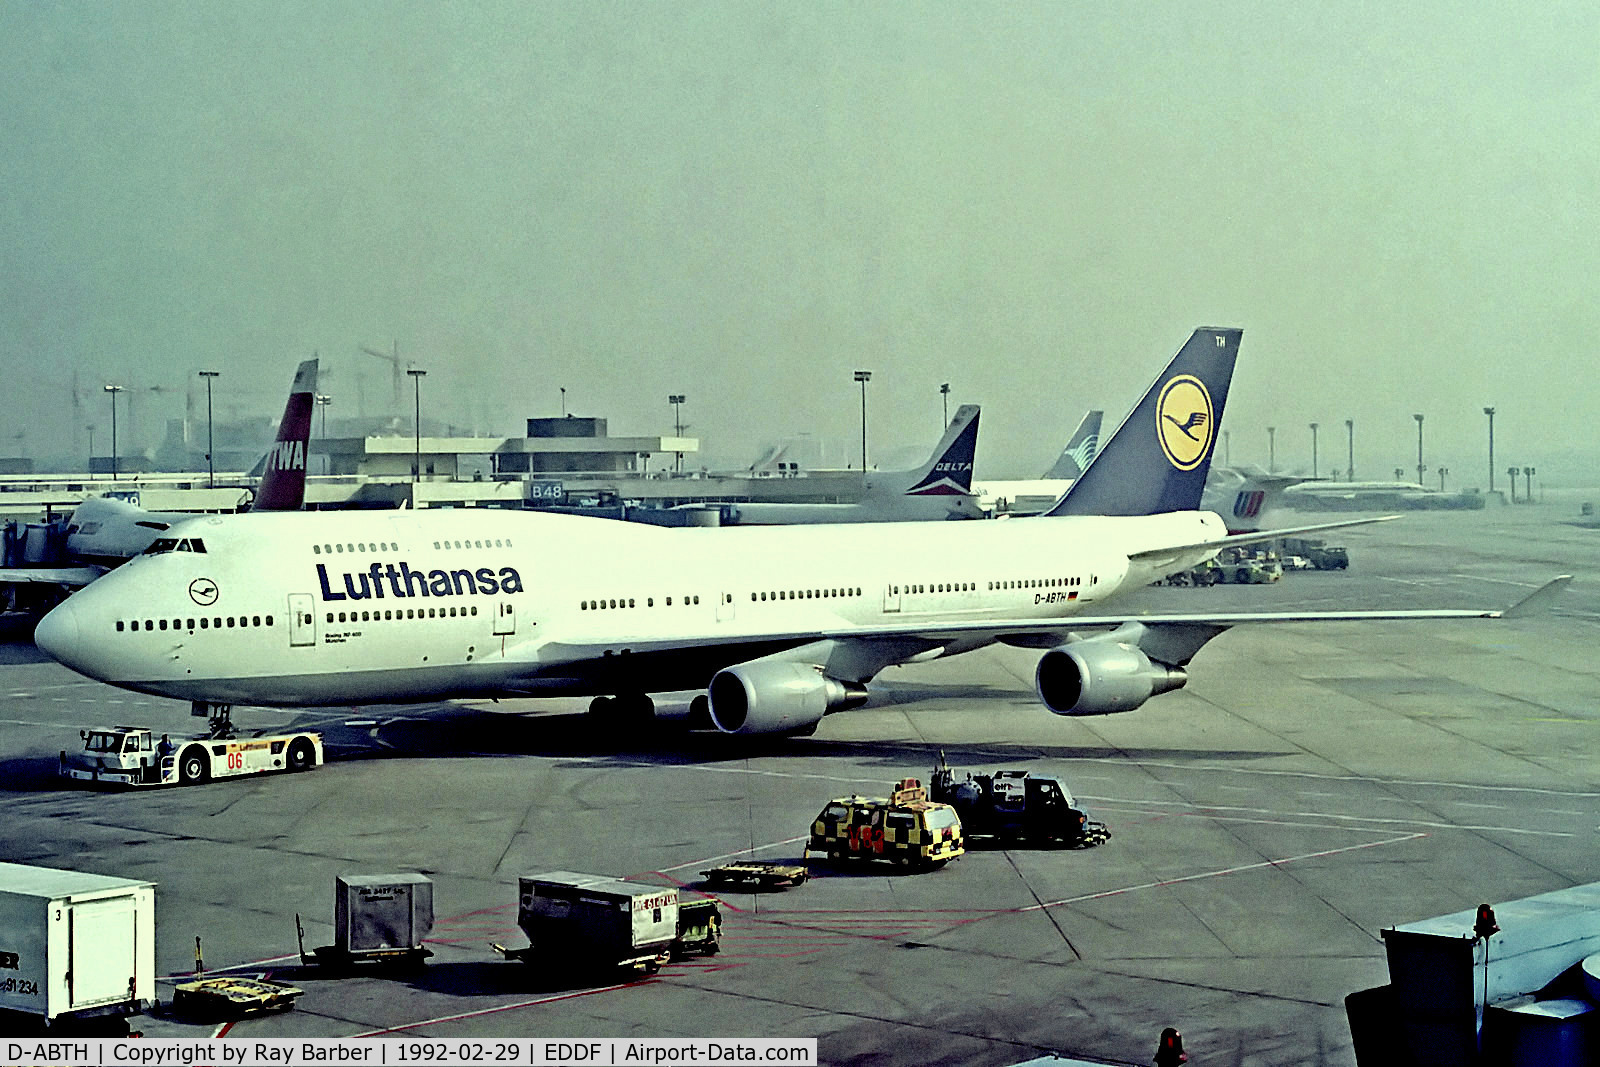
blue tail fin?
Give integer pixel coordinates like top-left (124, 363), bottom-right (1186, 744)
top-left (1044, 328), bottom-right (1241, 517)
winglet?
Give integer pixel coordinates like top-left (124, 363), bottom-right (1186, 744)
top-left (253, 358), bottom-right (317, 511)
top-left (1501, 575), bottom-right (1572, 619)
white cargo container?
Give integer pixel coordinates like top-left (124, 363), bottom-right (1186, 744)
top-left (500, 871), bottom-right (678, 974)
top-left (0, 862), bottom-right (155, 1025)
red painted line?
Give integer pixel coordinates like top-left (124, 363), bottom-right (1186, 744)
top-left (349, 980), bottom-right (652, 1037)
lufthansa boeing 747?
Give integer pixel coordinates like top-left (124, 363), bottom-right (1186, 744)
top-left (33, 330), bottom-right (1568, 736)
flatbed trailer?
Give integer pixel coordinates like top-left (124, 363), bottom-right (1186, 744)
top-left (701, 863), bottom-right (809, 890)
top-left (171, 977), bottom-right (302, 1019)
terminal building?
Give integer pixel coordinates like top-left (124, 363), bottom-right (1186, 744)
top-left (0, 412), bottom-right (876, 521)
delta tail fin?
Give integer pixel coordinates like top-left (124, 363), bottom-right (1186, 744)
top-left (252, 358), bottom-right (317, 511)
top-left (1045, 328), bottom-right (1241, 517)
top-left (1041, 409), bottom-right (1103, 479)
top-left (895, 404), bottom-right (981, 497)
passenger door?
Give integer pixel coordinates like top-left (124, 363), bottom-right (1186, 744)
top-left (493, 600), bottom-right (516, 636)
top-left (288, 593), bottom-right (315, 647)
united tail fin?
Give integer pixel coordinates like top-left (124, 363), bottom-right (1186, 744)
top-left (252, 358), bottom-right (317, 511)
top-left (1041, 410), bottom-right (1103, 479)
top-left (1044, 329), bottom-right (1241, 517)
top-left (896, 404), bottom-right (981, 497)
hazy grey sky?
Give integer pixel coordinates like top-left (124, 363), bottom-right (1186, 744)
top-left (3, 2), bottom-right (1596, 481)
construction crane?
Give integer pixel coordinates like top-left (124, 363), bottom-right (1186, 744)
top-left (359, 340), bottom-right (409, 407)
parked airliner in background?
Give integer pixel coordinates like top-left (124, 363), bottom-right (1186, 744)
top-left (34, 330), bottom-right (1567, 738)
top-left (973, 409), bottom-right (1101, 515)
top-left (0, 359), bottom-right (317, 605)
top-left (723, 404), bottom-right (983, 524)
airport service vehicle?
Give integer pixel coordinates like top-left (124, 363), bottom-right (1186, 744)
top-left (808, 778), bottom-right (965, 868)
top-left (297, 873), bottom-right (434, 970)
top-left (60, 725), bottom-right (322, 787)
top-left (701, 862), bottom-right (810, 890)
top-left (0, 862), bottom-right (155, 1030)
top-left (496, 872), bottom-right (681, 975)
top-left (34, 329), bottom-right (1569, 743)
top-left (1156, 560), bottom-right (1221, 587)
top-left (930, 759), bottom-right (1109, 848)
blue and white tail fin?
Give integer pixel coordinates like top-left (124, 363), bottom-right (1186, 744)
top-left (1044, 329), bottom-right (1241, 517)
top-left (1041, 409), bottom-right (1103, 480)
top-left (889, 404), bottom-right (981, 497)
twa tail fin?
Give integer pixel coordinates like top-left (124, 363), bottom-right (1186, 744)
top-left (253, 358), bottom-right (317, 511)
top-left (897, 404), bottom-right (980, 497)
top-left (1045, 328), bottom-right (1241, 517)
top-left (1042, 409), bottom-right (1103, 479)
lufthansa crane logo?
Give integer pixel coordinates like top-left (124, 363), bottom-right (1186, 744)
top-left (188, 578), bottom-right (219, 606)
top-left (1155, 374), bottom-right (1214, 471)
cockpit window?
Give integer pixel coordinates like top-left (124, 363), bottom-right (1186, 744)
top-left (141, 537), bottom-right (207, 556)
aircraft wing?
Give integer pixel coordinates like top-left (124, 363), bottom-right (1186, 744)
top-left (0, 566), bottom-right (104, 588)
top-left (521, 576), bottom-right (1571, 682)
top-left (1128, 514), bottom-right (1398, 566)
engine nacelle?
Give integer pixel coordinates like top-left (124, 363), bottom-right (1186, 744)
top-left (708, 662), bottom-right (869, 735)
top-left (1035, 639), bottom-right (1188, 715)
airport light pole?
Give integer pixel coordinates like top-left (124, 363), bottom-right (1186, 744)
top-left (1344, 419), bottom-right (1354, 481)
top-left (939, 382), bottom-right (950, 427)
top-left (1413, 413), bottom-right (1425, 486)
top-left (1483, 407), bottom-right (1496, 493)
top-left (559, 387), bottom-right (566, 418)
top-left (198, 370), bottom-right (219, 488)
top-left (1508, 467), bottom-right (1519, 503)
top-left (1267, 426), bottom-right (1275, 472)
top-left (668, 394), bottom-right (685, 472)
top-left (407, 368), bottom-right (427, 484)
top-left (854, 370), bottom-right (872, 471)
top-left (1309, 422), bottom-right (1319, 479)
top-left (1525, 466), bottom-right (1535, 504)
top-left (86, 425), bottom-right (95, 478)
top-left (104, 384), bottom-right (123, 481)
top-left (315, 394), bottom-right (331, 438)
top-left (1438, 466), bottom-right (1448, 491)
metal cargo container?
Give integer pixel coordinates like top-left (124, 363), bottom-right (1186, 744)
top-left (0, 862), bottom-right (155, 1024)
top-left (510, 871), bottom-right (678, 973)
top-left (335, 874), bottom-right (434, 954)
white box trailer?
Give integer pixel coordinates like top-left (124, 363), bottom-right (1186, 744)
top-left (0, 862), bottom-right (155, 1025)
top-left (500, 871), bottom-right (678, 975)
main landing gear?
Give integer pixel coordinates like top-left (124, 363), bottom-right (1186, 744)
top-left (191, 701), bottom-right (237, 740)
top-left (587, 693), bottom-right (655, 728)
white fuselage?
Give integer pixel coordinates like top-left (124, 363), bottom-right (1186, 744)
top-left (35, 508), bottom-right (1227, 707)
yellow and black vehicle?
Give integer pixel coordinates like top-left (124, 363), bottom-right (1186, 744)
top-left (808, 778), bottom-right (965, 869)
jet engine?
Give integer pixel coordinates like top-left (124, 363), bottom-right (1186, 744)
top-left (1035, 637), bottom-right (1188, 715)
top-left (708, 662), bottom-right (869, 735)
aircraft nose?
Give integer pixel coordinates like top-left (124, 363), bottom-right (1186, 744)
top-left (34, 599), bottom-right (81, 667)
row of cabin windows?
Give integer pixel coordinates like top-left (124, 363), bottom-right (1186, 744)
top-left (889, 582), bottom-right (975, 595)
top-left (314, 541), bottom-right (400, 554)
top-left (752, 587), bottom-right (864, 602)
top-left (117, 615), bottom-right (273, 632)
top-left (989, 577), bottom-right (1083, 591)
top-left (434, 538), bottom-right (513, 550)
top-left (582, 595), bottom-right (701, 610)
top-left (327, 605), bottom-right (479, 623)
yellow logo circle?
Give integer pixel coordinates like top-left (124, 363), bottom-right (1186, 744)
top-left (1154, 375), bottom-right (1214, 471)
